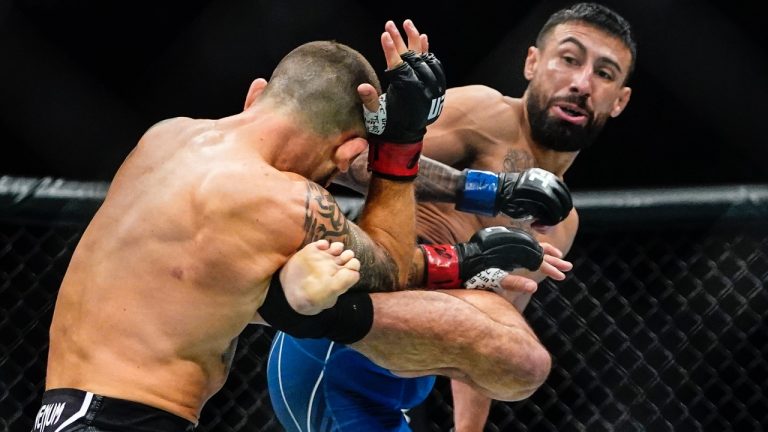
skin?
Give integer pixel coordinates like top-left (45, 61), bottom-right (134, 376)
top-left (339, 20), bottom-right (632, 429)
top-left (431, 22), bottom-right (632, 431)
top-left (333, 22), bottom-right (575, 402)
top-left (44, 19), bottom-right (572, 426)
top-left (44, 29), bottom-right (417, 423)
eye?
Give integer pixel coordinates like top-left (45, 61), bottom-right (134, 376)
top-left (596, 69), bottom-right (615, 81)
top-left (562, 55), bottom-right (578, 65)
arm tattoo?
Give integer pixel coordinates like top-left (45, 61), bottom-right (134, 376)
top-left (413, 156), bottom-right (463, 202)
top-left (332, 150), bottom-right (462, 203)
top-left (302, 181), bottom-right (398, 292)
top-left (302, 182), bottom-right (347, 243)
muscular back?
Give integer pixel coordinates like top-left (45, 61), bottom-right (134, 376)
top-left (46, 117), bottom-right (307, 422)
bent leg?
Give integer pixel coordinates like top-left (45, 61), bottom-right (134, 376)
top-left (350, 289), bottom-right (551, 401)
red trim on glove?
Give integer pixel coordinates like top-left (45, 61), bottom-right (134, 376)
top-left (367, 140), bottom-right (423, 180)
top-left (420, 244), bottom-right (461, 290)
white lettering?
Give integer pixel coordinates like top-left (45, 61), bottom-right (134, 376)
top-left (427, 95), bottom-right (445, 120)
top-left (525, 168), bottom-right (554, 188)
top-left (33, 402), bottom-right (67, 430)
top-left (51, 403), bottom-right (66, 426)
top-left (34, 405), bottom-right (45, 430)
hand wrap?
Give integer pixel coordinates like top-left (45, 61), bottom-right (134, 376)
top-left (420, 226), bottom-right (543, 291)
top-left (365, 51), bottom-right (446, 180)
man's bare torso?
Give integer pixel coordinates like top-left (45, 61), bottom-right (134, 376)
top-left (46, 116), bottom-right (302, 422)
top-left (417, 89), bottom-right (535, 244)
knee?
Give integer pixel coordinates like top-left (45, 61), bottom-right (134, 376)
top-left (487, 335), bottom-right (552, 401)
top-left (513, 342), bottom-right (551, 399)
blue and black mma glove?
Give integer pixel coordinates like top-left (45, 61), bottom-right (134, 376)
top-left (456, 168), bottom-right (573, 226)
top-left (365, 51), bottom-right (446, 181)
top-left (420, 226), bottom-right (544, 291)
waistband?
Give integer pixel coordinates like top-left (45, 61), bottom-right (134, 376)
top-left (37, 388), bottom-right (196, 432)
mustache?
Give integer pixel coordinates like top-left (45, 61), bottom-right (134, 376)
top-left (549, 95), bottom-right (591, 114)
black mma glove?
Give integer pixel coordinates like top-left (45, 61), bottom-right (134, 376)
top-left (365, 51), bottom-right (446, 180)
top-left (419, 226), bottom-right (544, 291)
top-left (455, 168), bottom-right (573, 226)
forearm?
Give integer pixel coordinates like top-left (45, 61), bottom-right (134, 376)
top-left (356, 176), bottom-right (416, 288)
top-left (335, 148), bottom-right (462, 202)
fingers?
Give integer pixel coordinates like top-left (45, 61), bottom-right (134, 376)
top-left (358, 83), bottom-right (380, 111)
top-left (382, 19), bottom-right (426, 68)
top-left (381, 31), bottom-right (403, 69)
top-left (539, 242), bottom-right (563, 258)
top-left (499, 275), bottom-right (538, 294)
top-left (384, 20), bottom-right (408, 54)
top-left (538, 255), bottom-right (573, 281)
top-left (402, 19), bottom-right (423, 53)
top-left (545, 253), bottom-right (573, 272)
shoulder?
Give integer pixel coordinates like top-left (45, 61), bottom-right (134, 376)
top-left (141, 117), bottom-right (196, 139)
top-left (442, 86), bottom-right (521, 127)
top-left (440, 86), bottom-right (524, 145)
top-left (196, 165), bottom-right (311, 252)
top-left (134, 117), bottom-right (203, 153)
top-left (446, 85), bottom-right (503, 103)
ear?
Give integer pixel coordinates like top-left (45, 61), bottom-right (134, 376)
top-left (244, 78), bottom-right (269, 110)
top-left (610, 86), bottom-right (632, 118)
top-left (523, 46), bottom-right (539, 81)
top-left (333, 137), bottom-right (368, 172)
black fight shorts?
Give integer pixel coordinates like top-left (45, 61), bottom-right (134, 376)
top-left (31, 388), bottom-right (196, 432)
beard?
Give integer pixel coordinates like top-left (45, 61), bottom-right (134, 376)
top-left (526, 88), bottom-right (606, 152)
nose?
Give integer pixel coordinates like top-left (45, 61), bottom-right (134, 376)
top-left (569, 67), bottom-right (592, 96)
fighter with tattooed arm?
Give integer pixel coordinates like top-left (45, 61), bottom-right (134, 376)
top-left (270, 3), bottom-right (635, 431)
top-left (31, 17), bottom-right (568, 432)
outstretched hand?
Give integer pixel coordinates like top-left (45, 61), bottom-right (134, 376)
top-left (494, 242), bottom-right (573, 303)
top-left (358, 19), bottom-right (428, 112)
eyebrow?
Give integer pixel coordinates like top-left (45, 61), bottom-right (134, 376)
top-left (559, 36), bottom-right (623, 74)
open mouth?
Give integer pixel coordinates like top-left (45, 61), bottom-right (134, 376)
top-left (552, 103), bottom-right (589, 125)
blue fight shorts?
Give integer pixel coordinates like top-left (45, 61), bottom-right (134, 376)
top-left (267, 331), bottom-right (436, 432)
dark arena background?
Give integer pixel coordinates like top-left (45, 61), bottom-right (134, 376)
top-left (1, 1), bottom-right (767, 431)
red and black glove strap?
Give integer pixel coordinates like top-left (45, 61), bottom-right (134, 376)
top-left (367, 140), bottom-right (423, 181)
top-left (420, 244), bottom-right (462, 290)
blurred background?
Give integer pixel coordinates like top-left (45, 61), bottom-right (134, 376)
top-left (0, 0), bottom-right (765, 190)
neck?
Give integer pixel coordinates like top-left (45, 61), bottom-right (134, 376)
top-left (233, 105), bottom-right (331, 179)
